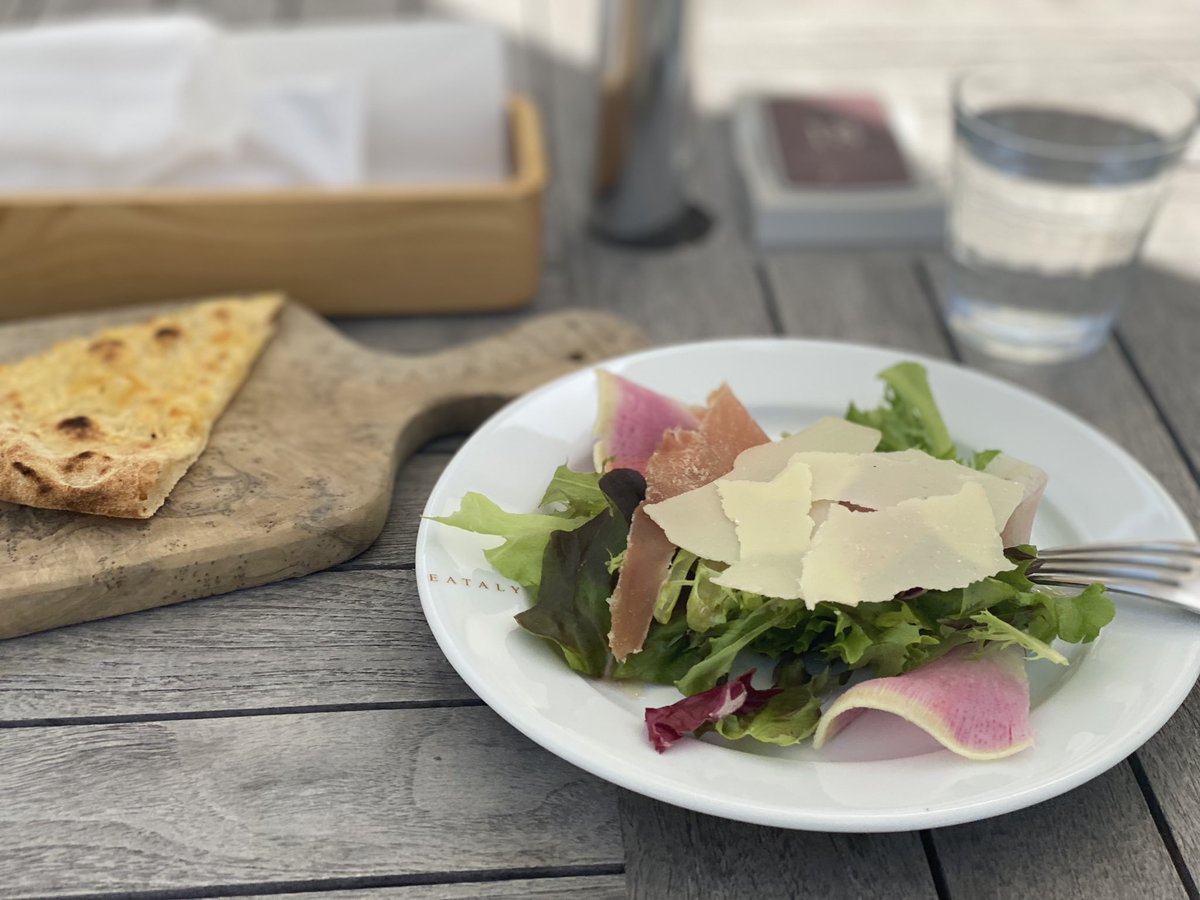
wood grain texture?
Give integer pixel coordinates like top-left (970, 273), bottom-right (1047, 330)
top-left (934, 764), bottom-right (1187, 900)
top-left (292, 0), bottom-right (400, 21)
top-left (0, 707), bottom-right (622, 896)
top-left (0, 569), bottom-right (475, 721)
top-left (621, 792), bottom-right (936, 900)
top-left (0, 301), bottom-right (644, 639)
top-left (1117, 264), bottom-right (1200, 480)
top-left (246, 876), bottom-right (627, 900)
top-left (169, 0), bottom-right (278, 24)
top-left (337, 452), bottom-right (450, 569)
top-left (764, 250), bottom-right (948, 354)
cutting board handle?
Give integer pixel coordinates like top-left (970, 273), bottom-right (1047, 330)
top-left (389, 309), bottom-right (648, 451)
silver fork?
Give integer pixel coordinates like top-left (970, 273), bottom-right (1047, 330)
top-left (1028, 541), bottom-right (1200, 614)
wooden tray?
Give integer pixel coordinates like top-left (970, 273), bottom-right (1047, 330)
top-left (0, 96), bottom-right (546, 321)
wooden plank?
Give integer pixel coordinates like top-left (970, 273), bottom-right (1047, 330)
top-left (621, 793), bottom-right (937, 900)
top-left (289, 0), bottom-right (400, 21)
top-left (246, 875), bottom-right (627, 899)
top-left (339, 451), bottom-right (450, 568)
top-left (764, 250), bottom-right (948, 354)
top-left (933, 764), bottom-right (1188, 900)
top-left (0, 567), bottom-right (474, 721)
top-left (767, 250), bottom-right (1191, 899)
top-left (38, 0), bottom-right (153, 17)
top-left (1079, 264), bottom-right (1200, 885)
top-left (1116, 263), bottom-right (1200, 479)
top-left (0, 707), bottom-right (623, 896)
top-left (168, 0), bottom-right (278, 24)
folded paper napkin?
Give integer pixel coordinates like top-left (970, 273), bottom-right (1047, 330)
top-left (0, 15), bottom-right (365, 190)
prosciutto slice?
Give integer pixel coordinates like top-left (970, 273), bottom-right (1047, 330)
top-left (608, 384), bottom-right (769, 661)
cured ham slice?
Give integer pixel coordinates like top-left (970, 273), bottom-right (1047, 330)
top-left (609, 384), bottom-right (769, 661)
top-left (645, 384), bottom-right (770, 503)
top-left (812, 645), bottom-right (1033, 760)
top-left (608, 508), bottom-right (678, 661)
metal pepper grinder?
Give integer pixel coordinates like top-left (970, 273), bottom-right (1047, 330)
top-left (589, 0), bottom-right (710, 246)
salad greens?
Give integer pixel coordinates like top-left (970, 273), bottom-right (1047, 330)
top-left (433, 363), bottom-right (1116, 750)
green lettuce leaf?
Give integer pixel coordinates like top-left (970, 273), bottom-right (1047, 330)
top-left (538, 465), bottom-right (610, 518)
top-left (844, 360), bottom-right (1000, 469)
top-left (653, 550), bottom-right (699, 624)
top-left (714, 685), bottom-right (822, 746)
top-left (613, 614), bottom-right (707, 684)
top-left (845, 361), bottom-right (956, 459)
top-left (430, 493), bottom-right (589, 591)
top-left (677, 598), bottom-right (807, 695)
top-left (513, 469), bottom-right (645, 676)
top-left (686, 561), bottom-right (765, 632)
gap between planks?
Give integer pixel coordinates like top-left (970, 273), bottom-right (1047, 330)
top-left (35, 866), bottom-right (626, 900)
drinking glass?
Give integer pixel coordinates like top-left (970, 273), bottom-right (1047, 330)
top-left (945, 66), bottom-right (1198, 363)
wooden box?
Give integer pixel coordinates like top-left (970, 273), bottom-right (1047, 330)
top-left (0, 96), bottom-right (546, 320)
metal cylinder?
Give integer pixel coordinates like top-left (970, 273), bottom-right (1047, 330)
top-left (589, 0), bottom-right (692, 244)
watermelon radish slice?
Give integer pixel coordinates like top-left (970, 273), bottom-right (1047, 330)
top-left (813, 645), bottom-right (1033, 760)
top-left (592, 371), bottom-right (700, 475)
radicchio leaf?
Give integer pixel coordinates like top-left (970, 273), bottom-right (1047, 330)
top-left (644, 670), bottom-right (781, 752)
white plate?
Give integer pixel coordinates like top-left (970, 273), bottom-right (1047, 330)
top-left (416, 339), bottom-right (1200, 832)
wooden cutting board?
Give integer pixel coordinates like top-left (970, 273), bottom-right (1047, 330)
top-left (0, 301), bottom-right (646, 639)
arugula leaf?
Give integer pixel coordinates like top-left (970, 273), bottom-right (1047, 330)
top-left (845, 361), bottom-right (956, 459)
top-left (430, 493), bottom-right (588, 591)
top-left (713, 685), bottom-right (822, 746)
top-left (677, 598), bottom-right (807, 695)
top-left (1053, 583), bottom-right (1115, 643)
top-left (513, 469), bottom-right (645, 676)
top-left (538, 465), bottom-right (610, 518)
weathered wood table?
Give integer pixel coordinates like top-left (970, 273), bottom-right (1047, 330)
top-left (4, 1), bottom-right (1200, 898)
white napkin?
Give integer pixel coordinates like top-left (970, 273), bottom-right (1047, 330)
top-left (0, 15), bottom-right (363, 190)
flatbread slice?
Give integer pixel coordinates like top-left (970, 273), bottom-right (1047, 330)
top-left (0, 294), bottom-right (284, 519)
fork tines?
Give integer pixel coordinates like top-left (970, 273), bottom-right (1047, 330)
top-left (1028, 540), bottom-right (1200, 604)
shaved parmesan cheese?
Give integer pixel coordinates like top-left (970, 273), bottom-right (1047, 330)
top-left (799, 483), bottom-right (1014, 607)
top-left (729, 417), bottom-right (880, 479)
top-left (710, 458), bottom-right (814, 597)
top-left (642, 480), bottom-right (739, 563)
top-left (789, 450), bottom-right (1023, 531)
top-left (717, 458), bottom-right (814, 558)
top-left (643, 417), bottom-right (878, 563)
top-left (713, 556), bottom-right (806, 599)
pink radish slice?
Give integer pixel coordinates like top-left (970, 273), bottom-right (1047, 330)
top-left (813, 645), bottom-right (1033, 760)
top-left (592, 371), bottom-right (700, 475)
